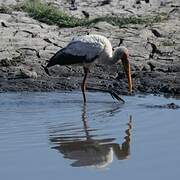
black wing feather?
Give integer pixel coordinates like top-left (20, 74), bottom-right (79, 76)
top-left (45, 49), bottom-right (98, 68)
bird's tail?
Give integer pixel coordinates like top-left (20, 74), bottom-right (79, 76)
top-left (41, 65), bottom-right (51, 76)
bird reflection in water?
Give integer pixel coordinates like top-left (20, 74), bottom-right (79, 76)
top-left (49, 105), bottom-right (132, 168)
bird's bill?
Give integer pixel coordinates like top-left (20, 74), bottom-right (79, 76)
top-left (122, 58), bottom-right (132, 93)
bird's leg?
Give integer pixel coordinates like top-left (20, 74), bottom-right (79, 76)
top-left (81, 67), bottom-right (89, 103)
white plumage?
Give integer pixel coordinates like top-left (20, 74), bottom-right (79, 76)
top-left (66, 34), bottom-right (111, 61)
top-left (43, 34), bottom-right (132, 103)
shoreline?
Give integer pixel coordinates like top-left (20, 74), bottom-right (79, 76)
top-left (0, 0), bottom-right (180, 96)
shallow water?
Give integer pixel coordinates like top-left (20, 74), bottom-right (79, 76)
top-left (0, 92), bottom-right (180, 180)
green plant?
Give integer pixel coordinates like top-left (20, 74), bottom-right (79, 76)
top-left (22, 0), bottom-right (167, 28)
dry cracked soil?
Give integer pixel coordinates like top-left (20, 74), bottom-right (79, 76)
top-left (0, 0), bottom-right (180, 98)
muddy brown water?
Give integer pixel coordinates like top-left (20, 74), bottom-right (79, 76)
top-left (0, 92), bottom-right (180, 179)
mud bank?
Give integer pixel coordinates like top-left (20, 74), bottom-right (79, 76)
top-left (0, 0), bottom-right (180, 96)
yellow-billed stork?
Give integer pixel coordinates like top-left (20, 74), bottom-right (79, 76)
top-left (43, 34), bottom-right (132, 103)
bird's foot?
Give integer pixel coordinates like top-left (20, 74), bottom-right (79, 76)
top-left (86, 87), bottom-right (125, 103)
top-left (109, 89), bottom-right (125, 103)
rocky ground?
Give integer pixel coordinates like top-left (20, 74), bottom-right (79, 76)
top-left (0, 0), bottom-right (180, 97)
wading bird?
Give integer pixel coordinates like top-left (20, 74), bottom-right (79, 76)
top-left (43, 34), bottom-right (132, 103)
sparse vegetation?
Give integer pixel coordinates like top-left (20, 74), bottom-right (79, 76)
top-left (0, 5), bottom-right (13, 14)
top-left (21, 0), bottom-right (166, 28)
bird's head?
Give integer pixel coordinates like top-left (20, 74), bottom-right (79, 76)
top-left (114, 47), bottom-right (132, 94)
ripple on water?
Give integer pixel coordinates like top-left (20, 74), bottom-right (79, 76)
top-left (0, 92), bottom-right (180, 174)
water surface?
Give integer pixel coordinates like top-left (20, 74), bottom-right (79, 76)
top-left (0, 92), bottom-right (180, 180)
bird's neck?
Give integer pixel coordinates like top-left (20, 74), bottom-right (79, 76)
top-left (109, 51), bottom-right (120, 65)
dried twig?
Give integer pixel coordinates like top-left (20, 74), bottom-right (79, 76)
top-left (16, 48), bottom-right (40, 58)
top-left (1, 21), bottom-right (8, 27)
top-left (82, 11), bottom-right (90, 19)
top-left (146, 39), bottom-right (162, 58)
top-left (43, 38), bottom-right (63, 48)
top-left (118, 38), bottom-right (124, 46)
top-left (150, 28), bottom-right (162, 37)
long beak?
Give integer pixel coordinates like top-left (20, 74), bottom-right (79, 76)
top-left (122, 58), bottom-right (132, 94)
